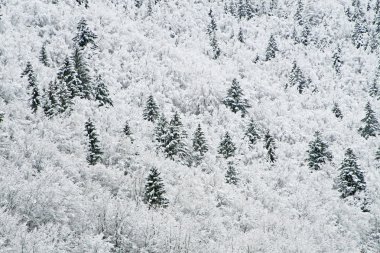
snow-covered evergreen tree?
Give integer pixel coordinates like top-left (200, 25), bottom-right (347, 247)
top-left (223, 78), bottom-right (250, 117)
top-left (358, 102), bottom-right (380, 139)
top-left (123, 120), bottom-right (132, 137)
top-left (192, 123), bottom-right (208, 160)
top-left (21, 62), bottom-right (40, 113)
top-left (143, 95), bottom-right (159, 122)
top-left (294, 0), bottom-right (304, 25)
top-left (218, 132), bottom-right (237, 159)
top-left (94, 75), bottom-right (113, 107)
top-left (264, 131), bottom-right (276, 163)
top-left (154, 114), bottom-right (168, 151)
top-left (76, 0), bottom-right (89, 8)
top-left (73, 18), bottom-right (97, 48)
top-left (39, 42), bottom-right (49, 67)
top-left (207, 9), bottom-right (221, 60)
top-left (332, 45), bottom-right (343, 75)
top-left (144, 167), bottom-right (168, 209)
top-left (306, 131), bottom-right (333, 171)
top-left (163, 112), bottom-right (188, 160)
top-left (225, 161), bottom-right (239, 185)
top-left (238, 27), bottom-right (244, 43)
top-left (369, 78), bottom-right (379, 98)
top-left (265, 34), bottom-right (278, 61)
top-left (71, 47), bottom-right (92, 99)
top-left (244, 118), bottom-right (260, 148)
top-left (332, 102), bottom-right (343, 119)
top-left (287, 61), bottom-right (308, 94)
top-left (85, 119), bottom-right (102, 165)
top-left (300, 24), bottom-right (311, 46)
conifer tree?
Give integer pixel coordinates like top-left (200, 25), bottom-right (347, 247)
top-left (238, 27), bottom-right (244, 43)
top-left (265, 34), bottom-right (278, 61)
top-left (375, 146), bottom-right (380, 163)
top-left (71, 47), bottom-right (92, 99)
top-left (352, 20), bottom-right (367, 49)
top-left (264, 131), bottom-right (276, 163)
top-left (218, 132), bottom-right (237, 159)
top-left (375, 0), bottom-right (380, 14)
top-left (332, 102), bottom-right (343, 119)
top-left (94, 75), bottom-right (113, 107)
top-left (163, 112), bottom-right (188, 160)
top-left (192, 124), bottom-right (208, 160)
top-left (207, 9), bottom-right (221, 60)
top-left (223, 78), bottom-right (251, 117)
top-left (123, 120), bottom-right (132, 137)
top-left (143, 95), bottom-right (159, 122)
top-left (57, 56), bottom-right (81, 98)
top-left (287, 61), bottom-right (308, 94)
top-left (244, 118), bottom-right (260, 148)
top-left (134, 0), bottom-right (143, 8)
top-left (237, 0), bottom-right (247, 19)
top-left (85, 119), bottom-right (102, 165)
top-left (76, 0), bottom-right (89, 8)
top-left (369, 78), bottom-right (379, 98)
top-left (300, 24), bottom-right (311, 46)
top-left (21, 62), bottom-right (40, 113)
top-left (144, 167), bottom-right (168, 209)
top-left (332, 45), bottom-right (343, 75)
top-left (337, 148), bottom-right (366, 199)
top-left (39, 42), bottom-right (49, 67)
top-left (225, 161), bottom-right (239, 185)
top-left (56, 79), bottom-right (73, 114)
top-left (306, 131), bottom-right (333, 171)
top-left (73, 18), bottom-right (97, 48)
top-left (42, 81), bottom-right (59, 117)
top-left (294, 0), bottom-right (304, 25)
top-left (358, 102), bottom-right (380, 139)
top-left (154, 114), bottom-right (168, 150)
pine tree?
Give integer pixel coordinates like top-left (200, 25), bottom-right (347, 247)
top-left (57, 56), bottom-right (81, 99)
top-left (21, 62), bottom-right (40, 113)
top-left (332, 102), bottom-right (343, 119)
top-left (306, 131), bottom-right (333, 171)
top-left (223, 78), bottom-right (251, 117)
top-left (225, 161), bottom-right (239, 185)
top-left (369, 78), bottom-right (379, 98)
top-left (71, 47), bottom-right (92, 99)
top-left (73, 18), bottom-right (97, 48)
top-left (218, 132), bottom-right (237, 159)
top-left (238, 27), bottom-right (244, 43)
top-left (244, 118), bottom-right (260, 148)
top-left (85, 119), bottom-right (102, 165)
top-left (42, 81), bottom-right (59, 117)
top-left (207, 9), bottom-right (221, 60)
top-left (332, 45), bottom-right (343, 75)
top-left (143, 167), bottom-right (168, 209)
top-left (39, 42), bottom-right (49, 67)
top-left (143, 95), bottom-right (159, 122)
top-left (265, 34), bottom-right (278, 61)
top-left (337, 148), bottom-right (366, 199)
top-left (264, 131), bottom-right (276, 163)
top-left (358, 102), bottom-right (380, 139)
top-left (352, 19), bottom-right (367, 49)
top-left (123, 121), bottom-right (132, 137)
top-left (192, 124), bottom-right (208, 159)
top-left (300, 24), bottom-right (311, 46)
top-left (56, 79), bottom-right (73, 114)
top-left (76, 0), bottom-right (89, 8)
top-left (154, 114), bottom-right (169, 150)
top-left (163, 112), bottom-right (188, 160)
top-left (94, 75), bottom-right (113, 107)
top-left (287, 61), bottom-right (308, 94)
top-left (294, 0), bottom-right (304, 25)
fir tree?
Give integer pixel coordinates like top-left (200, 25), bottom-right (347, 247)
top-left (223, 78), bottom-right (251, 117)
top-left (207, 9), bottom-right (221, 60)
top-left (123, 120), bottom-right (132, 137)
top-left (143, 95), bottom-right (159, 122)
top-left (71, 47), bottom-right (92, 99)
top-left (225, 161), bottom-right (239, 185)
top-left (237, 0), bottom-right (247, 20)
top-left (264, 131), bottom-right (276, 163)
top-left (73, 18), bottom-right (97, 48)
top-left (21, 62), bottom-right (40, 113)
top-left (244, 118), bottom-right (260, 148)
top-left (154, 113), bottom-right (168, 150)
top-left (56, 79), bottom-right (73, 114)
top-left (238, 27), bottom-right (244, 43)
top-left (332, 102), bottom-right (343, 119)
top-left (192, 124), bottom-right (208, 159)
top-left (94, 75), bottom-right (113, 107)
top-left (294, 0), bottom-right (304, 25)
top-left (163, 112), bottom-right (188, 160)
top-left (375, 146), bottom-right (380, 163)
top-left (265, 34), bottom-right (278, 61)
top-left (369, 78), bottom-right (379, 98)
top-left (306, 131), bottom-right (333, 171)
top-left (352, 19), bottom-right (367, 49)
top-left (375, 0), bottom-right (380, 14)
top-left (85, 119), bottom-right (102, 165)
top-left (287, 61), bottom-right (308, 94)
top-left (42, 81), bottom-right (59, 117)
top-left (218, 132), bottom-right (237, 159)
top-left (337, 148), bottom-right (366, 198)
top-left (57, 56), bottom-right (81, 98)
top-left (332, 45), bottom-right (343, 75)
top-left (39, 42), bottom-right (49, 67)
top-left (143, 167), bottom-right (168, 209)
top-left (358, 102), bottom-right (380, 139)
top-left (300, 24), bottom-right (311, 46)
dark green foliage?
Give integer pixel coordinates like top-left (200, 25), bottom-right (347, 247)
top-left (57, 57), bottom-right (81, 99)
top-left (244, 118), bottom-right (260, 148)
top-left (163, 112), bottom-right (188, 160)
top-left (294, 0), bottom-right (304, 25)
top-left (76, 0), bottom-right (89, 8)
top-left (192, 124), bottom-right (208, 159)
top-left (39, 42), bottom-right (49, 67)
top-left (94, 75), bottom-right (113, 107)
top-left (21, 62), bottom-right (40, 113)
top-left (143, 95), bottom-right (159, 122)
top-left (358, 102), bottom-right (380, 139)
top-left (306, 131), bottom-right (333, 171)
top-left (207, 9), bottom-right (221, 60)
top-left (286, 61), bottom-right (308, 94)
top-left (73, 18), bottom-right (97, 48)
top-left (85, 119), bottom-right (102, 165)
top-left (264, 131), bottom-right (276, 163)
top-left (218, 132), bottom-right (237, 159)
top-left (225, 161), bottom-right (239, 185)
top-left (265, 34), bottom-right (278, 61)
top-left (337, 148), bottom-right (366, 199)
top-left (144, 167), bottom-right (168, 209)
top-left (71, 47), bottom-right (92, 99)
top-left (223, 78), bottom-right (250, 117)
top-left (332, 102), bottom-right (343, 119)
top-left (332, 45), bottom-right (343, 75)
top-left (238, 27), bottom-right (244, 43)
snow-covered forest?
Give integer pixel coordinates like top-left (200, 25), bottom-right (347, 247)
top-left (1, 0), bottom-right (380, 252)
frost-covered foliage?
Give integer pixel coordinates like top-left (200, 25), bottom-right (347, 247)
top-left (1, 0), bottom-right (380, 252)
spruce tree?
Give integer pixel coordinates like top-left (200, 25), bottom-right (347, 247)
top-left (358, 102), bottom-right (380, 139)
top-left (154, 114), bottom-right (168, 150)
top-left (71, 47), bottom-right (92, 99)
top-left (237, 0), bottom-right (247, 19)
top-left (143, 167), bottom-right (168, 209)
top-left (143, 95), bottom-right (159, 122)
top-left (192, 124), bottom-right (208, 159)
top-left (21, 62), bottom-right (40, 113)
top-left (337, 148), bottom-right (366, 199)
top-left (332, 45), bottom-right (343, 75)
top-left (332, 102), bottom-right (343, 119)
top-left (123, 120), bottom-right (132, 137)
top-left (306, 131), bottom-right (333, 171)
top-left (94, 75), bottom-right (113, 107)
top-left (39, 42), bottom-right (49, 67)
top-left (163, 112), bottom-right (188, 160)
top-left (264, 131), bottom-right (276, 163)
top-left (265, 34), bottom-right (278, 61)
top-left (223, 78), bottom-right (251, 117)
top-left (244, 118), bottom-right (260, 148)
top-left (56, 79), bottom-right (73, 114)
top-left (207, 9), bottom-right (221, 60)
top-left (300, 24), bottom-right (311, 46)
top-left (287, 61), bottom-right (308, 94)
top-left (73, 18), bottom-right (97, 48)
top-left (85, 119), bottom-right (102, 165)
top-left (369, 78), bottom-right (379, 98)
top-left (218, 132), bottom-right (237, 159)
top-left (225, 161), bottom-right (239, 185)
top-left (57, 56), bottom-right (81, 98)
top-left (238, 27), bottom-right (244, 43)
top-left (294, 0), bottom-right (304, 25)
top-left (352, 20), bottom-right (367, 49)
top-left (42, 81), bottom-right (59, 117)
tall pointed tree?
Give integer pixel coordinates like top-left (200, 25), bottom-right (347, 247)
top-left (144, 167), bottom-right (168, 209)
top-left (207, 9), bottom-right (221, 60)
top-left (218, 132), bottom-right (237, 159)
top-left (85, 119), bottom-right (102, 165)
top-left (143, 95), bottom-right (159, 122)
top-left (294, 0), bottom-right (304, 25)
top-left (39, 42), bottom-right (49, 67)
top-left (286, 61), bottom-right (308, 94)
top-left (154, 113), bottom-right (168, 150)
top-left (225, 161), bottom-right (239, 185)
top-left (332, 45), bottom-right (343, 75)
top-left (238, 27), bottom-right (245, 43)
top-left (94, 75), bottom-right (113, 107)
top-left (358, 102), bottom-right (380, 139)
top-left (73, 18), bottom-right (97, 48)
top-left (244, 118), bottom-right (260, 148)
top-left (163, 112), bottom-right (188, 160)
top-left (264, 131), bottom-right (276, 163)
top-left (223, 78), bottom-right (250, 117)
top-left (306, 131), bottom-right (333, 171)
top-left (71, 47), bottom-right (92, 99)
top-left (123, 120), bottom-right (132, 137)
top-left (21, 62), bottom-right (40, 113)
top-left (192, 124), bottom-right (208, 160)
top-left (265, 34), bottom-right (279, 61)
top-left (57, 56), bottom-right (80, 99)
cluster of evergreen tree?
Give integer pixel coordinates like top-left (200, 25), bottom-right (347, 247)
top-left (286, 61), bottom-right (310, 94)
top-left (21, 62), bottom-right (40, 114)
top-left (223, 78), bottom-right (250, 117)
top-left (224, 0), bottom-right (257, 20)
